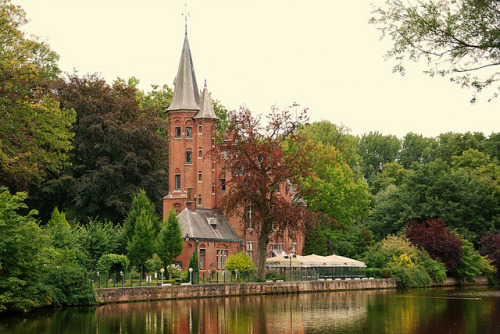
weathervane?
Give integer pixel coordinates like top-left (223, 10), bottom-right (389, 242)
top-left (183, 2), bottom-right (190, 35)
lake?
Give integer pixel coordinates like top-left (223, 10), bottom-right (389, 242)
top-left (1, 286), bottom-right (499, 333)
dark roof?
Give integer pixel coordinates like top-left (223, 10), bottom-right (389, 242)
top-left (167, 34), bottom-right (200, 112)
top-left (178, 208), bottom-right (241, 243)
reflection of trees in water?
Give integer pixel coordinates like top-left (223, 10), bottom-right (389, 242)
top-left (2, 288), bottom-right (499, 333)
top-left (93, 290), bottom-right (378, 333)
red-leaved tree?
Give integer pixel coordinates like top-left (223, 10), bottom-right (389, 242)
top-left (480, 233), bottom-right (500, 277)
top-left (219, 105), bottom-right (321, 278)
top-left (406, 218), bottom-right (463, 272)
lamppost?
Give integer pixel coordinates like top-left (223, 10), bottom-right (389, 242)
top-left (189, 267), bottom-right (193, 285)
top-left (160, 268), bottom-right (165, 285)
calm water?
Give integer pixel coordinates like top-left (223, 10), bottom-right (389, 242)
top-left (1, 287), bottom-right (499, 333)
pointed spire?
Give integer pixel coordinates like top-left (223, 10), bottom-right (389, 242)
top-left (195, 80), bottom-right (219, 120)
top-left (167, 34), bottom-right (200, 112)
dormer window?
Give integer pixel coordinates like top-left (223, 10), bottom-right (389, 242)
top-left (207, 217), bottom-right (217, 229)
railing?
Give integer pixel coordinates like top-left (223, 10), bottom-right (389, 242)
top-left (266, 266), bottom-right (367, 282)
top-left (90, 267), bottom-right (366, 288)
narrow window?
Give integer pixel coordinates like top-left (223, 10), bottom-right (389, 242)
top-left (198, 195), bottom-right (202, 206)
top-left (246, 203), bottom-right (252, 228)
top-left (175, 126), bottom-right (181, 138)
top-left (212, 183), bottom-right (215, 194)
top-left (198, 148), bottom-right (202, 159)
top-left (198, 125), bottom-right (203, 134)
top-left (199, 249), bottom-right (205, 269)
top-left (212, 161), bottom-right (215, 171)
top-left (186, 150), bottom-right (192, 164)
top-left (217, 249), bottom-right (228, 269)
top-left (186, 126), bottom-right (192, 138)
top-left (212, 138), bottom-right (215, 147)
top-left (247, 241), bottom-right (254, 259)
top-left (219, 178), bottom-right (226, 192)
top-left (198, 171), bottom-right (202, 182)
top-left (175, 174), bottom-right (181, 190)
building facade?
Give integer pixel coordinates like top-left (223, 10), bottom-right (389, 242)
top-left (163, 30), bottom-right (303, 271)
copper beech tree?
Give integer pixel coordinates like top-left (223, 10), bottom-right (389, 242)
top-left (218, 105), bottom-right (323, 278)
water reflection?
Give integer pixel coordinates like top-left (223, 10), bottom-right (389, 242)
top-left (1, 287), bottom-right (499, 333)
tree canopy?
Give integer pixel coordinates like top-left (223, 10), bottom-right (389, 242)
top-left (371, 0), bottom-right (500, 102)
top-left (219, 105), bottom-right (324, 278)
top-left (0, 0), bottom-right (75, 191)
top-left (41, 74), bottom-right (169, 223)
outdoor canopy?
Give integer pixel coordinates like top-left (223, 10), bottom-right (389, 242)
top-left (266, 254), bottom-right (366, 268)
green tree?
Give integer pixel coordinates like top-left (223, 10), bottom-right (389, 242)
top-left (298, 140), bottom-right (370, 228)
top-left (368, 158), bottom-right (500, 242)
top-left (303, 226), bottom-right (329, 256)
top-left (371, 162), bottom-right (411, 195)
top-left (77, 218), bottom-right (124, 270)
top-left (398, 133), bottom-right (438, 169)
top-left (0, 187), bottom-right (52, 312)
top-left (300, 121), bottom-right (362, 178)
top-left (123, 189), bottom-right (162, 246)
top-left (435, 132), bottom-right (488, 163)
top-left (371, 0), bottom-right (500, 102)
top-left (188, 251), bottom-right (199, 272)
top-left (156, 210), bottom-right (184, 268)
top-left (0, 0), bottom-right (75, 191)
top-left (358, 131), bottom-right (401, 184)
top-left (127, 208), bottom-right (155, 274)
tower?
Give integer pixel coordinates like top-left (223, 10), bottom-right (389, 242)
top-left (163, 33), bottom-right (219, 217)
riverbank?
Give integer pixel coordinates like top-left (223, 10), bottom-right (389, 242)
top-left (94, 277), bottom-right (492, 305)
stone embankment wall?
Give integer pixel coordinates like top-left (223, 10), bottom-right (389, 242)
top-left (95, 278), bottom-right (397, 305)
top-left (431, 277), bottom-right (489, 287)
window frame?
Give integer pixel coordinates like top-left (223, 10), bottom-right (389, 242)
top-left (186, 150), bottom-right (193, 165)
top-left (186, 126), bottom-right (193, 139)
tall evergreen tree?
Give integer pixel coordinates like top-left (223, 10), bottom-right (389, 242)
top-left (156, 210), bottom-right (184, 268)
top-left (126, 208), bottom-right (155, 274)
top-left (123, 189), bottom-right (161, 245)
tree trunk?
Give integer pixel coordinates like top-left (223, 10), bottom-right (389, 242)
top-left (257, 229), bottom-right (269, 278)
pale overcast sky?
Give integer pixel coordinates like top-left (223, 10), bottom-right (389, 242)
top-left (14, 0), bottom-right (500, 138)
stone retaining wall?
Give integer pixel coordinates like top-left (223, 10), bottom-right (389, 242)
top-left (95, 278), bottom-right (397, 304)
top-left (431, 277), bottom-right (490, 287)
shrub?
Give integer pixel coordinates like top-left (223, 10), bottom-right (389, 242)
top-left (366, 234), bottom-right (447, 287)
top-left (455, 237), bottom-right (496, 282)
top-left (406, 219), bottom-right (463, 272)
top-left (45, 264), bottom-right (96, 306)
top-left (145, 254), bottom-right (162, 273)
top-left (265, 272), bottom-right (285, 281)
top-left (167, 264), bottom-right (183, 279)
top-left (96, 254), bottom-right (129, 274)
top-left (225, 252), bottom-right (255, 273)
